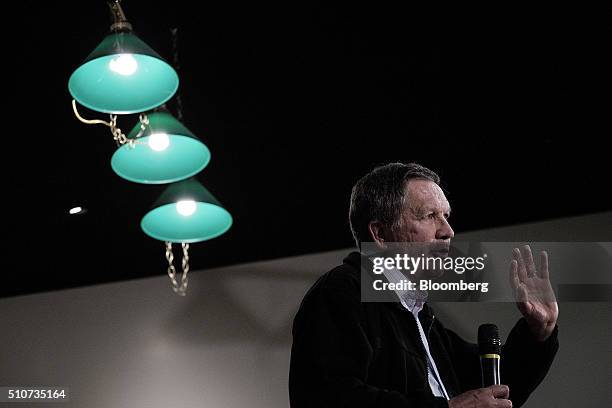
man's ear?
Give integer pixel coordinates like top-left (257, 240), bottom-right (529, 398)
top-left (368, 221), bottom-right (388, 249)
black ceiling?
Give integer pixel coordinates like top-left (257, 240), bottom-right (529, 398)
top-left (6, 2), bottom-right (611, 298)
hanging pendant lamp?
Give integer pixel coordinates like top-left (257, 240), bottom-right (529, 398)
top-left (111, 110), bottom-right (211, 184)
top-left (68, 1), bottom-right (179, 114)
top-left (141, 178), bottom-right (233, 243)
top-left (142, 178), bottom-right (232, 296)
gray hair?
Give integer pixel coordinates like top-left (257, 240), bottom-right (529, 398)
top-left (349, 162), bottom-right (441, 247)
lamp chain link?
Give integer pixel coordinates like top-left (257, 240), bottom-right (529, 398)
top-left (109, 114), bottom-right (135, 148)
top-left (165, 242), bottom-right (191, 296)
top-left (135, 113), bottom-right (150, 138)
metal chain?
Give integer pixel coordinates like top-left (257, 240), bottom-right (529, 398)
top-left (109, 114), bottom-right (134, 148)
top-left (131, 113), bottom-right (150, 140)
top-left (181, 243), bottom-right (190, 280)
top-left (165, 242), bottom-right (191, 296)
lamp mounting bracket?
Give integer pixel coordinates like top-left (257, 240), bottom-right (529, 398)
top-left (108, 0), bottom-right (133, 32)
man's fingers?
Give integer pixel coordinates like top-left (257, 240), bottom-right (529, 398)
top-left (489, 384), bottom-right (510, 399)
top-left (510, 254), bottom-right (530, 307)
top-left (513, 248), bottom-right (527, 283)
top-left (494, 399), bottom-right (513, 408)
top-left (539, 250), bottom-right (549, 279)
top-left (509, 260), bottom-right (520, 290)
top-left (490, 384), bottom-right (512, 407)
top-left (521, 245), bottom-right (537, 277)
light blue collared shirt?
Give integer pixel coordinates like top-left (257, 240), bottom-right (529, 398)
top-left (381, 267), bottom-right (450, 400)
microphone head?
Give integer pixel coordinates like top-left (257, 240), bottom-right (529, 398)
top-left (478, 323), bottom-right (501, 354)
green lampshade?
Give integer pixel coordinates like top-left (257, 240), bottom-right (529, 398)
top-left (141, 178), bottom-right (233, 243)
top-left (68, 32), bottom-right (179, 114)
top-left (111, 111), bottom-right (211, 184)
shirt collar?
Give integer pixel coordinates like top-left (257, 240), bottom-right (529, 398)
top-left (370, 256), bottom-right (428, 314)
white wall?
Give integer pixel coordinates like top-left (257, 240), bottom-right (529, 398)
top-left (0, 212), bottom-right (611, 407)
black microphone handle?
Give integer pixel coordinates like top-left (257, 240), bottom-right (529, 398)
top-left (480, 354), bottom-right (501, 387)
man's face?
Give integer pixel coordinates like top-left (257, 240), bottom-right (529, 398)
top-left (392, 179), bottom-right (454, 245)
top-left (388, 179), bottom-right (454, 278)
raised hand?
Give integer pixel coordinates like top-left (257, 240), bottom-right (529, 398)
top-left (510, 245), bottom-right (559, 341)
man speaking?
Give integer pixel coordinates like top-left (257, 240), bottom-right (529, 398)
top-left (289, 162), bottom-right (558, 408)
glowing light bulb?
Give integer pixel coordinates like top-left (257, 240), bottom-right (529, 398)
top-left (148, 133), bottom-right (170, 151)
top-left (69, 206), bottom-right (83, 215)
top-left (109, 54), bottom-right (138, 76)
top-left (176, 200), bottom-right (197, 216)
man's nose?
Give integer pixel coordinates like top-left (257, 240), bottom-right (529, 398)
top-left (436, 217), bottom-right (454, 240)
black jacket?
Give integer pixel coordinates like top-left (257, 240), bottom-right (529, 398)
top-left (289, 251), bottom-right (559, 408)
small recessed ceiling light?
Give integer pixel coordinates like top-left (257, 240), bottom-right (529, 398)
top-left (68, 206), bottom-right (86, 215)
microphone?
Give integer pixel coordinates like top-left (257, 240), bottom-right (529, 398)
top-left (478, 323), bottom-right (501, 387)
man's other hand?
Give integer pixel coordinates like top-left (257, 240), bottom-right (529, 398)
top-left (510, 245), bottom-right (559, 341)
top-left (448, 384), bottom-right (512, 408)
